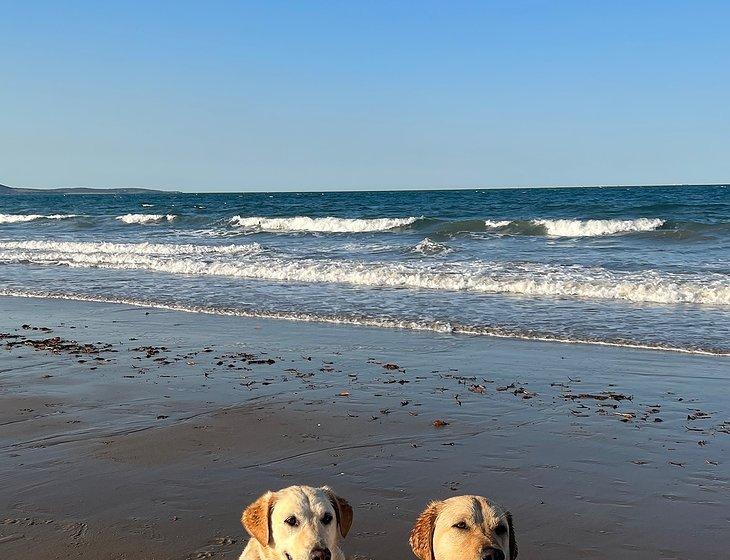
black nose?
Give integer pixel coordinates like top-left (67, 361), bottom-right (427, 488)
top-left (310, 548), bottom-right (331, 560)
top-left (482, 549), bottom-right (505, 560)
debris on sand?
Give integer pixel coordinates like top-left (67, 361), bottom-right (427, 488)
top-left (248, 358), bottom-right (276, 365)
top-left (686, 410), bottom-right (711, 421)
top-left (0, 333), bottom-right (21, 340)
top-left (132, 346), bottom-right (168, 358)
top-left (513, 387), bottom-right (536, 399)
top-left (563, 392), bottom-right (632, 402)
top-left (497, 383), bottom-right (516, 391)
top-left (614, 412), bottom-right (636, 422)
top-left (5, 335), bottom-right (113, 356)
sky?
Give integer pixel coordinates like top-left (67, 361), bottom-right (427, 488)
top-left (1, 1), bottom-right (729, 192)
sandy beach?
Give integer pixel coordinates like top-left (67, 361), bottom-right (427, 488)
top-left (0, 296), bottom-right (727, 559)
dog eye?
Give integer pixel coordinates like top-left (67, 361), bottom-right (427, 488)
top-left (321, 512), bottom-right (333, 525)
top-left (495, 523), bottom-right (507, 536)
top-left (453, 521), bottom-right (468, 530)
top-left (284, 516), bottom-right (299, 527)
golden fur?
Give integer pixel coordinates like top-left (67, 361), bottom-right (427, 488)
top-left (239, 485), bottom-right (353, 560)
top-left (410, 495), bottom-right (517, 560)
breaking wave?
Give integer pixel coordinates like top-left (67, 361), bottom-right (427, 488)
top-left (0, 213), bottom-right (78, 224)
top-left (483, 218), bottom-right (665, 237)
top-left (0, 240), bottom-right (261, 257)
top-left (116, 213), bottom-right (177, 224)
top-left (0, 240), bottom-right (727, 306)
top-left (229, 215), bottom-right (421, 233)
top-left (534, 218), bottom-right (665, 236)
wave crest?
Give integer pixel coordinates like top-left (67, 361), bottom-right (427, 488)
top-left (229, 215), bottom-right (421, 233)
top-left (483, 220), bottom-right (512, 228)
top-left (0, 214), bottom-right (78, 224)
top-left (534, 218), bottom-right (665, 237)
top-left (0, 240), bottom-right (261, 256)
top-left (482, 218), bottom-right (665, 237)
top-left (116, 214), bottom-right (177, 224)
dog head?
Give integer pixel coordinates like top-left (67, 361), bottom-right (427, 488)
top-left (410, 495), bottom-right (517, 560)
top-left (242, 485), bottom-right (353, 560)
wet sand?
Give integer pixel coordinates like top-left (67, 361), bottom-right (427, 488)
top-left (1, 296), bottom-right (728, 559)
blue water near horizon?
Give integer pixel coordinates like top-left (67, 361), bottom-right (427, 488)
top-left (1, 185), bottom-right (728, 354)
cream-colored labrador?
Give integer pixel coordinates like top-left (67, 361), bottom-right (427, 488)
top-left (239, 485), bottom-right (353, 560)
top-left (410, 495), bottom-right (517, 560)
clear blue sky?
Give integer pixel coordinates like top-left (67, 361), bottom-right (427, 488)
top-left (1, 1), bottom-right (728, 191)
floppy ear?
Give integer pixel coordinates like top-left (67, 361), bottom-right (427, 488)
top-left (242, 491), bottom-right (275, 546)
top-left (409, 501), bottom-right (439, 560)
top-left (323, 487), bottom-right (354, 538)
top-left (505, 511), bottom-right (518, 560)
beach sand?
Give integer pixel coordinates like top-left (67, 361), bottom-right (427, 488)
top-left (1, 296), bottom-right (727, 559)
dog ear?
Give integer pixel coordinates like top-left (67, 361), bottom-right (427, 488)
top-left (242, 491), bottom-right (275, 546)
top-left (323, 487), bottom-right (354, 538)
top-left (505, 511), bottom-right (518, 560)
top-left (410, 501), bottom-right (439, 560)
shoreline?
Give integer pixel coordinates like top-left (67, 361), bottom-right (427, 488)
top-left (1, 290), bottom-right (727, 357)
top-left (1, 296), bottom-right (728, 559)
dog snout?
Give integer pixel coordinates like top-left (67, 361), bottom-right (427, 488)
top-left (482, 548), bottom-right (505, 560)
top-left (310, 547), bottom-right (331, 560)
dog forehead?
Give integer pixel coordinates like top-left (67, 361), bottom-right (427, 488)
top-left (272, 486), bottom-right (332, 518)
top-left (437, 496), bottom-right (502, 526)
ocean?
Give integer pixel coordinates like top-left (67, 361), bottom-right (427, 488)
top-left (1, 185), bottom-right (728, 355)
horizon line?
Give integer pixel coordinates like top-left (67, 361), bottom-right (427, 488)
top-left (3, 181), bottom-right (728, 194)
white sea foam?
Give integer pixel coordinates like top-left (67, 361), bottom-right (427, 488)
top-left (484, 220), bottom-right (512, 228)
top-left (483, 218), bottom-right (665, 236)
top-left (411, 238), bottom-right (451, 255)
top-left (534, 218), bottom-right (665, 237)
top-left (229, 215), bottom-right (421, 233)
top-left (0, 240), bottom-right (727, 306)
top-left (116, 213), bottom-right (177, 224)
top-left (0, 240), bottom-right (261, 257)
top-left (0, 213), bottom-right (78, 224)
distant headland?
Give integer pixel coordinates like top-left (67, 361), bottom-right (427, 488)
top-left (0, 183), bottom-right (176, 195)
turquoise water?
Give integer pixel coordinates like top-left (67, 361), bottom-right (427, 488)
top-left (1, 185), bottom-right (728, 354)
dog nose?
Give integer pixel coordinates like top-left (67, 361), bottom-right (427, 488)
top-left (310, 547), bottom-right (331, 560)
top-left (482, 548), bottom-right (505, 560)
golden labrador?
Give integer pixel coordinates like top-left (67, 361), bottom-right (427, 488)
top-left (410, 495), bottom-right (517, 560)
top-left (239, 485), bottom-right (353, 560)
